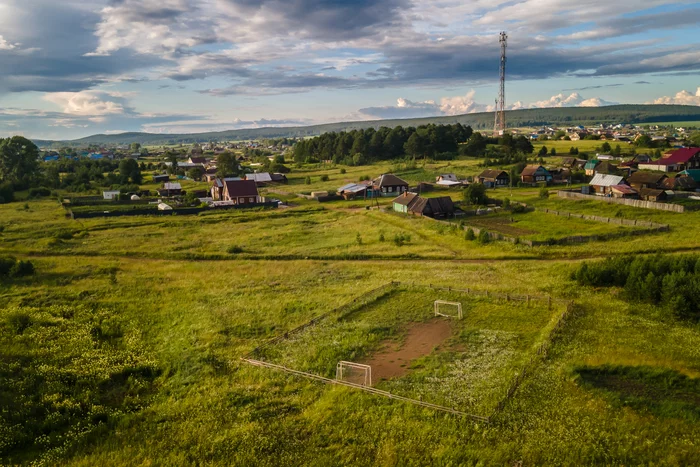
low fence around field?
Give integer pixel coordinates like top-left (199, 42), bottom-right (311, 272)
top-left (67, 201), bottom-right (278, 219)
top-left (241, 281), bottom-right (576, 423)
top-left (557, 190), bottom-right (690, 212)
top-left (458, 205), bottom-right (669, 247)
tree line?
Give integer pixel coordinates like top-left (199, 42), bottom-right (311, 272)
top-left (573, 254), bottom-right (700, 321)
top-left (292, 123), bottom-right (474, 165)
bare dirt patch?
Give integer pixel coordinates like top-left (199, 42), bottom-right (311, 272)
top-left (362, 318), bottom-right (454, 384)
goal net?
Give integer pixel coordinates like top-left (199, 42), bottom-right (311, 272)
top-left (434, 300), bottom-right (463, 319)
top-left (336, 361), bottom-right (372, 386)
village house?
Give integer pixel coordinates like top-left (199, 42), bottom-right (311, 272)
top-left (338, 182), bottom-right (371, 200)
top-left (435, 174), bottom-right (462, 187)
top-left (639, 188), bottom-right (667, 202)
top-left (638, 147), bottom-right (700, 172)
top-left (584, 160), bottom-right (600, 176)
top-left (587, 173), bottom-right (625, 196)
top-left (221, 179), bottom-right (261, 205)
top-left (158, 182), bottom-right (182, 197)
top-left (476, 169), bottom-right (509, 188)
top-left (678, 169), bottom-right (700, 184)
top-left (373, 174), bottom-right (409, 196)
top-left (153, 174), bottom-right (170, 183)
top-left (610, 184), bottom-right (638, 199)
top-left (245, 173), bottom-right (273, 186)
top-left (392, 192), bottom-right (455, 219)
top-left (188, 156), bottom-right (206, 164)
top-left (520, 165), bottom-right (552, 185)
top-left (626, 172), bottom-right (667, 191)
top-left (662, 176), bottom-right (697, 192)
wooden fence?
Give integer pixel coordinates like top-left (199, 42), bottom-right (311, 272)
top-left (241, 281), bottom-right (577, 423)
top-left (557, 190), bottom-right (688, 212)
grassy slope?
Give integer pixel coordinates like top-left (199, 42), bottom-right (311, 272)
top-left (1, 160), bottom-right (700, 465)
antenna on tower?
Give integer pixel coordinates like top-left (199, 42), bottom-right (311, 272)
top-left (493, 31), bottom-right (507, 137)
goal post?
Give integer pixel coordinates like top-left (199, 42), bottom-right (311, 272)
top-left (336, 361), bottom-right (372, 386)
top-left (434, 300), bottom-right (463, 319)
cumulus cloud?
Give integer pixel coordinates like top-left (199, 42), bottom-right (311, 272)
top-left (652, 87), bottom-right (700, 106)
top-left (42, 91), bottom-right (128, 117)
top-left (527, 92), bottom-right (618, 108)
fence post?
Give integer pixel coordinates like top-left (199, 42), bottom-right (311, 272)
top-left (526, 295), bottom-right (530, 307)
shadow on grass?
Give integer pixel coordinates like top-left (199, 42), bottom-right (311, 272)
top-left (576, 364), bottom-right (700, 421)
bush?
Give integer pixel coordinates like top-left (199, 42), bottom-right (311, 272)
top-left (7, 312), bottom-right (32, 334)
top-left (355, 233), bottom-right (362, 245)
top-left (0, 182), bottom-right (14, 204)
top-left (477, 230), bottom-right (490, 244)
top-left (340, 168), bottom-right (346, 174)
top-left (305, 176), bottom-right (311, 185)
top-left (28, 187), bottom-right (51, 198)
top-left (502, 198), bottom-right (511, 209)
top-left (465, 228), bottom-right (475, 241)
top-left (320, 175), bottom-right (329, 182)
top-left (227, 246), bottom-right (244, 254)
top-left (539, 186), bottom-right (549, 199)
top-left (0, 257), bottom-right (35, 277)
top-left (379, 232), bottom-right (385, 242)
top-left (511, 204), bottom-right (527, 214)
top-left (393, 233), bottom-right (411, 246)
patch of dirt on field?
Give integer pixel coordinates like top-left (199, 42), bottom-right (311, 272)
top-left (466, 217), bottom-right (537, 237)
top-left (362, 319), bottom-right (453, 384)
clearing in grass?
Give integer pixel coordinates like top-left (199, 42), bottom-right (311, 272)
top-left (251, 284), bottom-right (561, 417)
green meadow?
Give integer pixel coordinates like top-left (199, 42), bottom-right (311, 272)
top-left (1, 160), bottom-right (700, 466)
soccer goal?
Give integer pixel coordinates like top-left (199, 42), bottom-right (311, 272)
top-left (434, 300), bottom-right (463, 319)
top-left (336, 361), bottom-right (372, 386)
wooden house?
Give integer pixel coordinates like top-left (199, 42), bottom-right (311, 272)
top-left (588, 174), bottom-right (624, 196)
top-left (476, 169), bottom-right (509, 188)
top-left (222, 179), bottom-right (261, 205)
top-left (610, 184), bottom-right (638, 199)
top-left (639, 188), bottom-right (667, 202)
top-left (520, 165), bottom-right (552, 184)
top-left (626, 172), bottom-right (667, 191)
top-left (158, 182), bottom-right (182, 197)
top-left (373, 174), bottom-right (409, 196)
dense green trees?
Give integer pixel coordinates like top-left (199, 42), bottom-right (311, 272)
top-left (0, 136), bottom-right (40, 188)
top-left (573, 255), bottom-right (700, 320)
top-left (118, 159), bottom-right (142, 184)
top-left (216, 152), bottom-right (240, 177)
top-left (292, 123), bottom-right (473, 165)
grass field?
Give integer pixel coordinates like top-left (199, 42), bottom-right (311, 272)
top-left (2, 159), bottom-right (700, 465)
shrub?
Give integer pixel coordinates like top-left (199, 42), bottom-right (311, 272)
top-left (502, 198), bottom-right (511, 209)
top-left (355, 232), bottom-right (362, 245)
top-left (320, 175), bottom-right (329, 182)
top-left (227, 245), bottom-right (244, 254)
top-left (54, 230), bottom-right (74, 240)
top-left (393, 233), bottom-right (411, 246)
top-left (28, 187), bottom-right (51, 198)
top-left (477, 230), bottom-right (490, 244)
top-left (340, 168), bottom-right (346, 174)
top-left (539, 186), bottom-right (549, 199)
top-left (379, 232), bottom-right (385, 242)
top-left (465, 228), bottom-right (475, 241)
top-left (10, 260), bottom-right (34, 277)
top-left (0, 182), bottom-right (14, 204)
top-left (511, 204), bottom-right (526, 213)
top-left (7, 312), bottom-right (32, 334)
top-left (305, 176), bottom-right (311, 185)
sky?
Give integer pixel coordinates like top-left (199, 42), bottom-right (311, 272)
top-left (0, 0), bottom-right (699, 140)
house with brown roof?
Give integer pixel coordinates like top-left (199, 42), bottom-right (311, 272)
top-left (392, 192), bottom-right (455, 219)
top-left (626, 172), bottom-right (667, 191)
top-left (662, 176), bottom-right (697, 192)
top-left (373, 174), bottom-right (409, 196)
top-left (639, 188), bottom-right (667, 202)
top-left (221, 179), bottom-right (261, 205)
top-left (610, 184), bottom-right (638, 199)
top-left (520, 165), bottom-right (552, 185)
top-left (476, 169), bottom-right (509, 188)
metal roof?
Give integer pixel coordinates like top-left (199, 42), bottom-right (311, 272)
top-left (589, 174), bottom-right (624, 187)
top-left (163, 183), bottom-right (182, 190)
top-left (246, 173), bottom-right (273, 182)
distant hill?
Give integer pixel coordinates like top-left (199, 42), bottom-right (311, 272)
top-left (33, 104), bottom-right (700, 147)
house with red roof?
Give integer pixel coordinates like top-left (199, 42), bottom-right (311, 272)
top-left (637, 148), bottom-right (700, 172)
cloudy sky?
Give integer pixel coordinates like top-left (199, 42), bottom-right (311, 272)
top-left (0, 0), bottom-right (699, 139)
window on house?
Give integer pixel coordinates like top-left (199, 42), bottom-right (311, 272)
top-left (249, 197), bottom-right (254, 203)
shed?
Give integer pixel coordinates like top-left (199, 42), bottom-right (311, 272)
top-left (639, 188), bottom-right (667, 202)
top-left (103, 190), bottom-right (120, 200)
top-left (589, 174), bottom-right (624, 196)
top-left (610, 184), bottom-right (638, 199)
top-left (392, 192), bottom-right (419, 213)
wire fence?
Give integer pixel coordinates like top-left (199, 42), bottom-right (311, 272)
top-left (240, 281), bottom-right (577, 423)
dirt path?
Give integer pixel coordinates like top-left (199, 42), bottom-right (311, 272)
top-left (362, 319), bottom-right (453, 384)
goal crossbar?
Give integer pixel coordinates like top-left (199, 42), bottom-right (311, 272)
top-left (434, 300), bottom-right (463, 319)
top-left (336, 361), bottom-right (372, 386)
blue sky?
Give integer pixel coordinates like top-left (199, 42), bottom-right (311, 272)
top-left (0, 0), bottom-right (698, 140)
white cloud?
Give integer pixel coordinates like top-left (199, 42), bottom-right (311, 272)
top-left (42, 91), bottom-right (127, 116)
top-left (652, 87), bottom-right (700, 106)
top-left (526, 92), bottom-right (618, 108)
top-left (0, 35), bottom-right (18, 50)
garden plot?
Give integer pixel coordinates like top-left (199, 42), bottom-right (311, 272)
top-left (465, 210), bottom-right (645, 242)
top-left (253, 286), bottom-right (558, 417)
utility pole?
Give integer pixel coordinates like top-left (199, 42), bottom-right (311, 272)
top-left (493, 31), bottom-right (508, 137)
